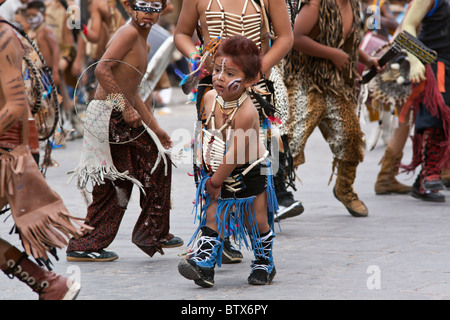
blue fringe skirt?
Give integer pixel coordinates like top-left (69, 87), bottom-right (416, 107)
top-left (189, 159), bottom-right (279, 266)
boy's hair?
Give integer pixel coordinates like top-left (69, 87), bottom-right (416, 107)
top-left (127, 0), bottom-right (168, 7)
top-left (215, 35), bottom-right (262, 81)
top-left (27, 0), bottom-right (46, 13)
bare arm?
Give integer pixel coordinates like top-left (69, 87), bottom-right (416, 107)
top-left (293, 0), bottom-right (349, 71)
top-left (261, 0), bottom-right (293, 75)
top-left (173, 0), bottom-right (201, 59)
top-left (94, 26), bottom-right (143, 127)
top-left (45, 26), bottom-right (61, 85)
top-left (401, 0), bottom-right (435, 83)
top-left (85, 0), bottom-right (104, 43)
top-left (0, 26), bottom-right (28, 136)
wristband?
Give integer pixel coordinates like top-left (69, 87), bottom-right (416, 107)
top-left (189, 51), bottom-right (200, 59)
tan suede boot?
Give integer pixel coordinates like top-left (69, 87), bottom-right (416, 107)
top-left (374, 148), bottom-right (412, 195)
top-left (333, 160), bottom-right (368, 217)
top-left (1, 246), bottom-right (81, 300)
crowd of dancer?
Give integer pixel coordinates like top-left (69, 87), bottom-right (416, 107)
top-left (0, 0), bottom-right (448, 299)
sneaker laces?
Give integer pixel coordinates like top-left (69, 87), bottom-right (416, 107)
top-left (251, 257), bottom-right (271, 272)
top-left (251, 231), bottom-right (274, 272)
top-left (190, 236), bottom-right (221, 262)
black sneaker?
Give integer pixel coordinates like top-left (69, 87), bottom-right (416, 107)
top-left (66, 249), bottom-right (118, 262)
top-left (162, 236), bottom-right (184, 248)
top-left (178, 258), bottom-right (215, 288)
top-left (247, 258), bottom-right (276, 285)
top-left (221, 237), bottom-right (243, 264)
top-left (275, 192), bottom-right (304, 221)
top-left (411, 185), bottom-right (445, 202)
top-left (422, 176), bottom-right (445, 191)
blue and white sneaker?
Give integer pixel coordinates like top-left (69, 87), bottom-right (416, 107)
top-left (248, 230), bottom-right (276, 285)
top-left (178, 232), bottom-right (222, 288)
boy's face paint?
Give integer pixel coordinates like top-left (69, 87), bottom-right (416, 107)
top-left (26, 11), bottom-right (44, 30)
top-left (132, 1), bottom-right (163, 13)
top-left (212, 56), bottom-right (246, 99)
top-left (227, 79), bottom-right (242, 93)
top-left (131, 1), bottom-right (163, 28)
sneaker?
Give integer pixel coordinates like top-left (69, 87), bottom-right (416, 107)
top-left (275, 192), bottom-right (304, 221)
top-left (162, 236), bottom-right (184, 248)
top-left (411, 185), bottom-right (445, 202)
top-left (221, 237), bottom-right (243, 264)
top-left (66, 249), bottom-right (118, 262)
top-left (422, 175), bottom-right (445, 191)
top-left (178, 258), bottom-right (216, 288)
top-left (177, 231), bottom-right (221, 288)
top-left (247, 258), bottom-right (276, 285)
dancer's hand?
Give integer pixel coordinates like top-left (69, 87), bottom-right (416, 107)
top-left (155, 127), bottom-right (173, 149)
top-left (188, 53), bottom-right (202, 72)
top-left (330, 48), bottom-right (350, 71)
top-left (367, 57), bottom-right (387, 73)
top-left (408, 54), bottom-right (427, 83)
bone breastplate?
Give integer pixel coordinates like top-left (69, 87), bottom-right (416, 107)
top-left (205, 0), bottom-right (263, 49)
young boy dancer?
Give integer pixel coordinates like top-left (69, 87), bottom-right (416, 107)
top-left (178, 36), bottom-right (279, 287)
top-left (174, 0), bottom-right (299, 263)
top-left (67, 0), bottom-right (183, 262)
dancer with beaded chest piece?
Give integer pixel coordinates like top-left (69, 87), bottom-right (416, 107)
top-left (177, 36), bottom-right (279, 287)
top-left (174, 0), bottom-right (299, 263)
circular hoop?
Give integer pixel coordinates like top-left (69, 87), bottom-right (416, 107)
top-left (73, 59), bottom-right (154, 145)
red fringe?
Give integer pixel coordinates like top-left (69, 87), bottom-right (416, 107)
top-left (400, 65), bottom-right (450, 172)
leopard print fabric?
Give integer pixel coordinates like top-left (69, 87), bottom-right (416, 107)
top-left (287, 85), bottom-right (365, 168)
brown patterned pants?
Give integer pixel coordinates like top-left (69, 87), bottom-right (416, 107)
top-left (287, 86), bottom-right (365, 168)
top-left (67, 126), bottom-right (173, 257)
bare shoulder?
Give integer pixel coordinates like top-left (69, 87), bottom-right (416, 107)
top-left (109, 23), bottom-right (139, 46)
top-left (234, 98), bottom-right (258, 130)
top-left (0, 22), bottom-right (16, 42)
top-left (203, 89), bottom-right (216, 114)
top-left (0, 24), bottom-right (21, 55)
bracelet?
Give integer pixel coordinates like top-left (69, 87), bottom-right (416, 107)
top-left (209, 178), bottom-right (222, 189)
top-left (189, 51), bottom-right (200, 59)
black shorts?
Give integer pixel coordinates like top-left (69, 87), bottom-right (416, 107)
top-left (220, 162), bottom-right (268, 199)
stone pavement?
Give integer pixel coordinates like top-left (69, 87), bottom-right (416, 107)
top-left (1, 87), bottom-right (450, 301)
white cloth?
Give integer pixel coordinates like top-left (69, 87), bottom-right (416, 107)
top-left (67, 100), bottom-right (144, 191)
